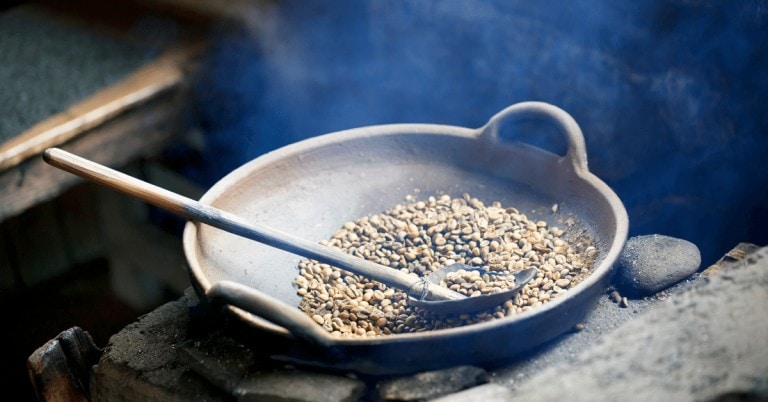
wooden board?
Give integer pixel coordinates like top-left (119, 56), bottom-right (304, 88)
top-left (0, 45), bottom-right (195, 172)
top-left (0, 43), bottom-right (202, 222)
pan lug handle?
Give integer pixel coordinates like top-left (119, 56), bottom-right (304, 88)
top-left (207, 281), bottom-right (335, 348)
top-left (479, 101), bottom-right (589, 173)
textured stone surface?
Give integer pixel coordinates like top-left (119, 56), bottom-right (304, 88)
top-left (617, 234), bottom-right (701, 297)
top-left (88, 245), bottom-right (768, 401)
top-left (431, 383), bottom-right (513, 402)
top-left (489, 279), bottom-right (698, 389)
top-left (375, 366), bottom-right (488, 401)
top-left (508, 246), bottom-right (768, 402)
top-left (178, 327), bottom-right (366, 402)
top-left (177, 331), bottom-right (256, 394)
top-left (235, 370), bottom-right (365, 402)
top-left (89, 297), bottom-right (227, 401)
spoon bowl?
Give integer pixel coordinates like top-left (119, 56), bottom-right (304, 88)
top-left (409, 264), bottom-right (537, 314)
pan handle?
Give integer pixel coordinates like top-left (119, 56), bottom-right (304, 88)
top-left (479, 101), bottom-right (589, 173)
top-left (207, 280), bottom-right (335, 348)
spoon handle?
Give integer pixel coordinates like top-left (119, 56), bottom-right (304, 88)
top-left (43, 148), bottom-right (462, 301)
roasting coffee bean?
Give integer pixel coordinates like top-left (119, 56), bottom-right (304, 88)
top-left (294, 193), bottom-right (597, 337)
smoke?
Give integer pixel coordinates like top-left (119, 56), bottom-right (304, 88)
top-left (186, 0), bottom-right (768, 266)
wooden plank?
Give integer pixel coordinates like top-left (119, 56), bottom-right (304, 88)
top-left (0, 88), bottom-right (185, 222)
top-left (0, 44), bottom-right (199, 172)
top-left (701, 242), bottom-right (761, 276)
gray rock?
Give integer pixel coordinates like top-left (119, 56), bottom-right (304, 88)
top-left (89, 298), bottom-right (229, 401)
top-left (508, 246), bottom-right (768, 402)
top-left (177, 331), bottom-right (256, 394)
top-left (376, 366), bottom-right (488, 401)
top-left (234, 370), bottom-right (365, 402)
top-left (617, 234), bottom-right (701, 297)
top-left (431, 384), bottom-right (514, 402)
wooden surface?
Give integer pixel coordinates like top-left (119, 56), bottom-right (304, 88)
top-left (0, 43), bottom-right (201, 222)
top-left (0, 44), bottom-right (197, 172)
top-left (0, 39), bottom-right (202, 304)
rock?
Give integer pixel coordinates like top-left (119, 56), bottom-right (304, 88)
top-left (376, 365), bottom-right (488, 401)
top-left (89, 297), bottom-right (229, 401)
top-left (508, 246), bottom-right (768, 402)
top-left (490, 269), bottom-right (703, 391)
top-left (177, 331), bottom-right (256, 394)
top-left (431, 383), bottom-right (514, 402)
top-left (234, 370), bottom-right (365, 402)
top-left (617, 234), bottom-right (701, 297)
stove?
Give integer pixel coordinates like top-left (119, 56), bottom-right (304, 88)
top-left (29, 243), bottom-right (768, 401)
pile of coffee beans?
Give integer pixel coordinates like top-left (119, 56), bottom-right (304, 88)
top-left (294, 194), bottom-right (597, 337)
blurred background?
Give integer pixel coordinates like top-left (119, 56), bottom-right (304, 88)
top-left (2, 0), bottom-right (767, 399)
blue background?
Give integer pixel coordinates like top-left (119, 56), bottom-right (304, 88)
top-left (183, 1), bottom-right (768, 267)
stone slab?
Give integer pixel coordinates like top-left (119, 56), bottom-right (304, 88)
top-left (86, 244), bottom-right (767, 401)
top-left (235, 370), bottom-right (365, 402)
top-left (89, 294), bottom-right (228, 401)
top-left (489, 269), bottom-right (702, 388)
top-left (506, 245), bottom-right (768, 402)
top-left (431, 383), bottom-right (514, 402)
top-left (375, 366), bottom-right (488, 401)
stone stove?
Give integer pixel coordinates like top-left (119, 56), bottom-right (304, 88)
top-left (29, 242), bottom-right (768, 401)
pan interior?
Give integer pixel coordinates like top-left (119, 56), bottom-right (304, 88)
top-left (189, 131), bottom-right (607, 312)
